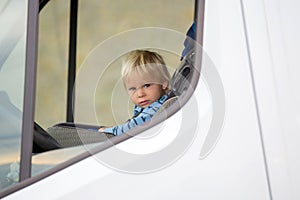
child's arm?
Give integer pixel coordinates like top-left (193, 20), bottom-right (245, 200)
top-left (99, 102), bottom-right (162, 136)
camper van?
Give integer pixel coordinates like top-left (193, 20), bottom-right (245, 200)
top-left (0, 0), bottom-right (299, 199)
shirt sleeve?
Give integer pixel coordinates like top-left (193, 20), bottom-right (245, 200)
top-left (103, 102), bottom-right (162, 136)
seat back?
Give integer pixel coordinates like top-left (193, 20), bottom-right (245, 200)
top-left (170, 49), bottom-right (199, 97)
top-left (156, 48), bottom-right (200, 115)
top-left (33, 122), bottom-right (61, 153)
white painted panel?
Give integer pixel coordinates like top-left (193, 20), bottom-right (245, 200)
top-left (242, 0), bottom-right (300, 199)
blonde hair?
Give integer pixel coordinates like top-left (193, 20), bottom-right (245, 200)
top-left (121, 50), bottom-right (170, 91)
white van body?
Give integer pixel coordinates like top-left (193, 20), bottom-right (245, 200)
top-left (2, 0), bottom-right (300, 199)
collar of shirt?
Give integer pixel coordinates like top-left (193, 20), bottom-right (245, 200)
top-left (133, 94), bottom-right (168, 116)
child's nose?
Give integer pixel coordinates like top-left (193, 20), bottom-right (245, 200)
top-left (137, 88), bottom-right (146, 97)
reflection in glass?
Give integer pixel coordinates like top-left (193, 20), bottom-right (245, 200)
top-left (0, 0), bottom-right (28, 192)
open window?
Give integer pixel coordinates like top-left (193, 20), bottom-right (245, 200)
top-left (35, 0), bottom-right (203, 150)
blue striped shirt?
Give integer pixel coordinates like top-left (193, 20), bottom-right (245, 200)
top-left (103, 94), bottom-right (168, 136)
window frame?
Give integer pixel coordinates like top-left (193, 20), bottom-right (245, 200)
top-left (19, 0), bottom-right (39, 182)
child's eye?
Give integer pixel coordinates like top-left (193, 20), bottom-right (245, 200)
top-left (143, 83), bottom-right (152, 88)
top-left (128, 87), bottom-right (136, 92)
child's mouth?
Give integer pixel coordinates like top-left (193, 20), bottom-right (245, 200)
top-left (139, 100), bottom-right (149, 106)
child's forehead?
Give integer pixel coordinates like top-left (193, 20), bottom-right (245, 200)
top-left (125, 70), bottom-right (161, 86)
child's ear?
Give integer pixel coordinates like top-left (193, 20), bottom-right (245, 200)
top-left (162, 81), bottom-right (168, 90)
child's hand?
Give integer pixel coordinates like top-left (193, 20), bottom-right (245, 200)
top-left (98, 127), bottom-right (105, 132)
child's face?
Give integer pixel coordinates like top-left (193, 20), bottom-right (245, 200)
top-left (125, 71), bottom-right (167, 108)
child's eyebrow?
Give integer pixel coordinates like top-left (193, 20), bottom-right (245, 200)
top-left (143, 82), bottom-right (154, 85)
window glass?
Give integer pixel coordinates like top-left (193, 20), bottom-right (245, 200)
top-left (0, 0), bottom-right (28, 192)
top-left (35, 0), bottom-right (70, 128)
